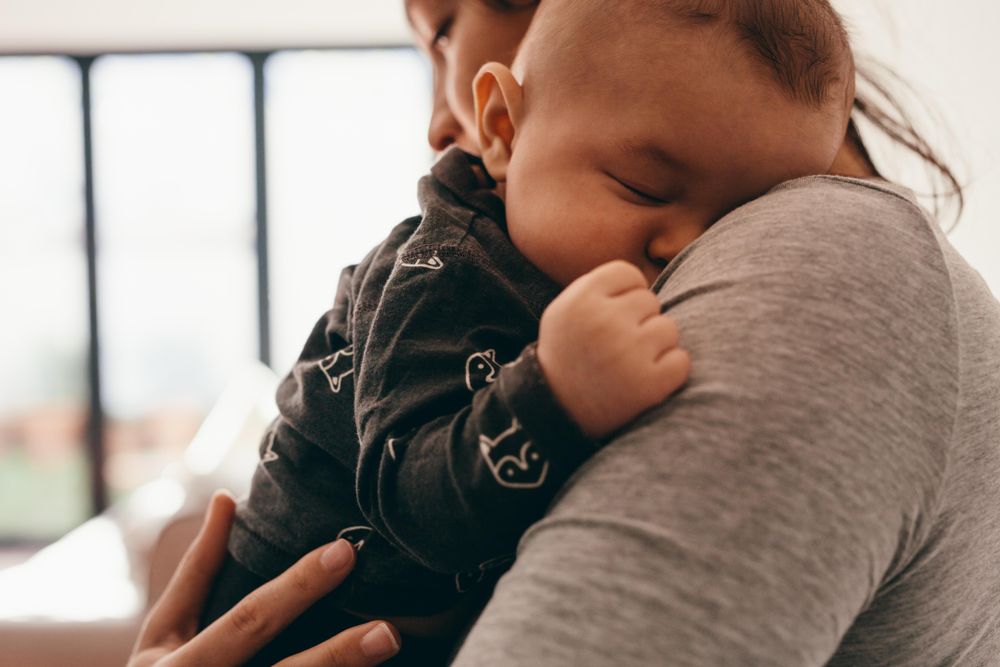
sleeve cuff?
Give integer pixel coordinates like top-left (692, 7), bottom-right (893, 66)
top-left (497, 342), bottom-right (600, 467)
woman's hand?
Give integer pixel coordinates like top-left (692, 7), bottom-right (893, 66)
top-left (128, 490), bottom-right (401, 667)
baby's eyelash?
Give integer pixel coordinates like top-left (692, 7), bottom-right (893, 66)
top-left (614, 176), bottom-right (669, 205)
top-left (622, 182), bottom-right (657, 200)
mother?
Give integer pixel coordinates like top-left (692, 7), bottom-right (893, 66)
top-left (129, 0), bottom-right (1000, 664)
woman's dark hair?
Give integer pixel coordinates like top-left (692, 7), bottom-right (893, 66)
top-left (480, 0), bottom-right (540, 11)
top-left (851, 59), bottom-right (966, 229)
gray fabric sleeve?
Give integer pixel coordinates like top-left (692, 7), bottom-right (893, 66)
top-left (450, 178), bottom-right (958, 666)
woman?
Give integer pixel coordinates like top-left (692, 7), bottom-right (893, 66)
top-left (129, 1), bottom-right (1000, 665)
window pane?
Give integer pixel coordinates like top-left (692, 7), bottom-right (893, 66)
top-left (267, 49), bottom-right (432, 373)
top-left (92, 53), bottom-right (257, 498)
top-left (0, 57), bottom-right (89, 539)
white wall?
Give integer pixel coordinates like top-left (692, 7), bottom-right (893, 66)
top-left (0, 0), bottom-right (411, 53)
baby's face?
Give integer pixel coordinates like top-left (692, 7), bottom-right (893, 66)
top-left (483, 0), bottom-right (847, 286)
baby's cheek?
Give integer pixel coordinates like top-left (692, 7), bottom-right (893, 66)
top-left (505, 213), bottom-right (544, 267)
top-left (506, 212), bottom-right (572, 285)
top-left (504, 166), bottom-right (587, 285)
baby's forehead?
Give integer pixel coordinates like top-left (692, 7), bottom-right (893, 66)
top-left (517, 3), bottom-right (736, 83)
top-left (517, 5), bottom-right (745, 101)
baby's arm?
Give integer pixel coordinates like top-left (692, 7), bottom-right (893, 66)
top-left (354, 249), bottom-right (688, 578)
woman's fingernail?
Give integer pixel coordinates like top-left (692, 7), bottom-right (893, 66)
top-left (320, 540), bottom-right (354, 571)
top-left (361, 623), bottom-right (400, 659)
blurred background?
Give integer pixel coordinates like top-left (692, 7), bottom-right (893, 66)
top-left (0, 0), bottom-right (997, 552)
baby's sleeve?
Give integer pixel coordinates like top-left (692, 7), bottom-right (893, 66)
top-left (353, 244), bottom-right (597, 576)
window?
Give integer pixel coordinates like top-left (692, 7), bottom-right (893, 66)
top-left (267, 49), bottom-right (431, 372)
top-left (92, 53), bottom-right (258, 498)
top-left (0, 57), bottom-right (89, 539)
top-left (0, 48), bottom-right (431, 542)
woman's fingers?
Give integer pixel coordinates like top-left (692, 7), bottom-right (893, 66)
top-left (134, 490), bottom-right (237, 650)
top-left (128, 497), bottom-right (385, 667)
top-left (274, 621), bottom-right (402, 667)
top-left (173, 538), bottom-right (358, 666)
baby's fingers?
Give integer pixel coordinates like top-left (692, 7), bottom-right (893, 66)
top-left (578, 260), bottom-right (648, 297)
top-left (641, 314), bottom-right (681, 352)
top-left (653, 347), bottom-right (692, 396)
top-left (274, 620), bottom-right (401, 667)
top-left (610, 288), bottom-right (663, 325)
top-left (173, 539), bottom-right (357, 666)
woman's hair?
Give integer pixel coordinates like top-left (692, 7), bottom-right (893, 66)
top-left (479, 0), bottom-right (539, 11)
top-left (475, 0), bottom-right (966, 228)
top-left (851, 61), bottom-right (966, 229)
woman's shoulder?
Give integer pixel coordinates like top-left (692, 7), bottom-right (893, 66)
top-left (654, 173), bottom-right (964, 447)
top-left (656, 174), bottom-right (948, 300)
top-left (769, 173), bottom-right (923, 210)
top-left (762, 174), bottom-right (935, 246)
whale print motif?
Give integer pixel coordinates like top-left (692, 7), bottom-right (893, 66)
top-left (479, 418), bottom-right (549, 489)
top-left (261, 430), bottom-right (279, 464)
top-left (455, 554), bottom-right (515, 592)
top-left (465, 349), bottom-right (503, 391)
top-left (337, 525), bottom-right (374, 551)
top-left (319, 345), bottom-right (354, 394)
top-left (400, 253), bottom-right (444, 271)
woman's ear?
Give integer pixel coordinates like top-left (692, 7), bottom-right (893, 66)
top-left (473, 62), bottom-right (524, 183)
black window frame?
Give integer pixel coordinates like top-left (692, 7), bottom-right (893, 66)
top-left (0, 43), bottom-right (414, 547)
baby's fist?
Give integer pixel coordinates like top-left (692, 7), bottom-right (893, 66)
top-left (537, 260), bottom-right (691, 440)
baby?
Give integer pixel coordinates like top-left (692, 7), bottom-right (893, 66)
top-left (200, 0), bottom-right (856, 664)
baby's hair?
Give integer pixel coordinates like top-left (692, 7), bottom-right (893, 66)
top-left (662, 0), bottom-right (852, 110)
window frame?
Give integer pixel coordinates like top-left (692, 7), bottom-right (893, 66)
top-left (0, 43), bottom-right (416, 546)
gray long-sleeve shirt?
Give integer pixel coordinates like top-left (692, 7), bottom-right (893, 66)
top-left (451, 175), bottom-right (1000, 665)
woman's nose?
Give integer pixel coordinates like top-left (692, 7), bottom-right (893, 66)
top-left (427, 100), bottom-right (462, 152)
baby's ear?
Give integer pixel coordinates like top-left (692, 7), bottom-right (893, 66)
top-left (473, 62), bottom-right (524, 183)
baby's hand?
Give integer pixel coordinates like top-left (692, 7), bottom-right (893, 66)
top-left (537, 260), bottom-right (691, 440)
